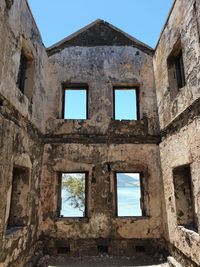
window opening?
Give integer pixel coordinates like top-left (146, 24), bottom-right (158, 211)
top-left (167, 41), bottom-right (186, 99)
top-left (115, 173), bottom-right (142, 216)
top-left (173, 165), bottom-right (197, 231)
top-left (114, 88), bottom-right (139, 120)
top-left (7, 167), bottom-right (29, 229)
top-left (17, 49), bottom-right (34, 102)
top-left (59, 173), bottom-right (87, 218)
top-left (63, 88), bottom-right (87, 119)
top-left (98, 245), bottom-right (108, 254)
top-left (57, 246), bottom-right (70, 254)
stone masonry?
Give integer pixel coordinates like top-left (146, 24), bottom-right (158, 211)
top-left (0, 0), bottom-right (199, 266)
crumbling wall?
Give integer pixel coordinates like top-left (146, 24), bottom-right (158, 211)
top-left (1, 0), bottom-right (199, 265)
top-left (159, 118), bottom-right (200, 266)
top-left (46, 45), bottom-right (159, 137)
top-left (41, 143), bottom-right (164, 255)
top-left (0, 109), bottom-right (43, 267)
top-left (154, 0), bottom-right (200, 266)
top-left (0, 0), bottom-right (49, 266)
top-left (154, 0), bottom-right (200, 130)
top-left (40, 40), bottom-right (165, 255)
top-left (0, 0), bottom-right (48, 133)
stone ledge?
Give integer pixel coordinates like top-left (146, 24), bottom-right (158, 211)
top-left (168, 256), bottom-right (182, 267)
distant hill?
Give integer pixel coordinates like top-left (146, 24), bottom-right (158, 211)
top-left (117, 173), bottom-right (140, 187)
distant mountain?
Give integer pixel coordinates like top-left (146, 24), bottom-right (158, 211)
top-left (117, 173), bottom-right (140, 187)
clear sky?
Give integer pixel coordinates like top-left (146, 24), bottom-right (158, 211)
top-left (27, 1), bottom-right (173, 121)
top-left (28, 0), bottom-right (174, 48)
top-left (115, 90), bottom-right (137, 120)
top-left (64, 90), bottom-right (87, 119)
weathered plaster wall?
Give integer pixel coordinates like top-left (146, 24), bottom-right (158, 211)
top-left (159, 118), bottom-right (200, 266)
top-left (0, 0), bottom-right (48, 266)
top-left (0, 1), bottom-right (165, 264)
top-left (0, 110), bottom-right (43, 267)
top-left (41, 142), bottom-right (164, 255)
top-left (0, 0), bottom-right (49, 133)
top-left (46, 46), bottom-right (159, 138)
top-left (1, 0), bottom-right (199, 265)
top-left (154, 0), bottom-right (200, 130)
top-left (154, 0), bottom-right (200, 266)
top-left (40, 43), bottom-right (165, 255)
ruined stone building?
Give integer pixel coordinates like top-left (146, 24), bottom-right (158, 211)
top-left (0, 0), bottom-right (200, 266)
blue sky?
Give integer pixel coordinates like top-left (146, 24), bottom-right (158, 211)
top-left (28, 0), bottom-right (174, 48)
top-left (64, 90), bottom-right (87, 119)
top-left (115, 90), bottom-right (137, 120)
top-left (28, 1), bottom-right (173, 120)
top-left (64, 89), bottom-right (137, 120)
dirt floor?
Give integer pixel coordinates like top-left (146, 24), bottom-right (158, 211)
top-left (36, 255), bottom-right (169, 267)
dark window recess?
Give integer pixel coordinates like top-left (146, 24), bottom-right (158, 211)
top-left (167, 41), bottom-right (186, 99)
top-left (135, 246), bottom-right (145, 253)
top-left (7, 167), bottom-right (29, 229)
top-left (5, 0), bottom-right (14, 9)
top-left (113, 87), bottom-right (139, 120)
top-left (98, 245), bottom-right (108, 254)
top-left (17, 51), bottom-right (28, 94)
top-left (57, 172), bottom-right (87, 218)
top-left (175, 52), bottom-right (186, 90)
top-left (57, 246), bottom-right (70, 254)
top-left (16, 50), bottom-right (34, 102)
top-left (173, 165), bottom-right (197, 232)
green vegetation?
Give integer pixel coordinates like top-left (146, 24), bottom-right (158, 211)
top-left (62, 173), bottom-right (85, 213)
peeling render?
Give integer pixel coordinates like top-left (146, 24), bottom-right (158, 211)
top-left (0, 0), bottom-right (200, 266)
top-left (154, 0), bottom-right (200, 266)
